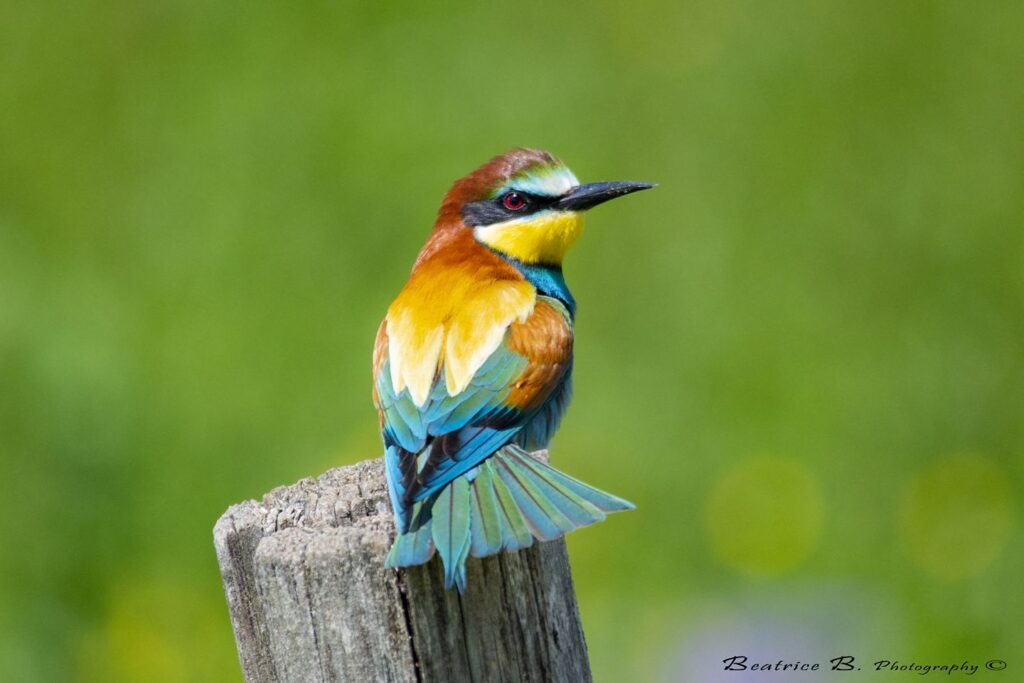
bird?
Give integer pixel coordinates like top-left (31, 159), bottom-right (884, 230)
top-left (373, 148), bottom-right (654, 591)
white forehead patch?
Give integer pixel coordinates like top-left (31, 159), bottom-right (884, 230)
top-left (502, 166), bottom-right (579, 198)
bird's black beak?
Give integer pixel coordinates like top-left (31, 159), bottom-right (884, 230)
top-left (555, 181), bottom-right (656, 212)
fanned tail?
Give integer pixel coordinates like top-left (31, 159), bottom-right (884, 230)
top-left (385, 445), bottom-right (634, 592)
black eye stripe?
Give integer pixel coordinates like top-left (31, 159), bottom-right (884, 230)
top-left (461, 192), bottom-right (558, 227)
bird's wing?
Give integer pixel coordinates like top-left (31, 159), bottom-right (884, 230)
top-left (374, 297), bottom-right (573, 531)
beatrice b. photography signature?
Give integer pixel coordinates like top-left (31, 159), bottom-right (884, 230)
top-left (723, 655), bottom-right (1008, 675)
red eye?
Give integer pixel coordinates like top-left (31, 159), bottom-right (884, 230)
top-left (502, 192), bottom-right (526, 211)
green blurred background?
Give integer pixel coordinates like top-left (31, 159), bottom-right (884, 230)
top-left (2, 1), bottom-right (1022, 681)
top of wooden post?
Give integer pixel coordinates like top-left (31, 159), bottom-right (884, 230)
top-left (214, 455), bottom-right (593, 682)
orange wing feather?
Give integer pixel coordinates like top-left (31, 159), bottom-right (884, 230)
top-left (505, 299), bottom-right (573, 412)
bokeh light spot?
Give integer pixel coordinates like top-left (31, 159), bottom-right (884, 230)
top-left (706, 456), bottom-right (825, 577)
top-left (899, 453), bottom-right (1013, 580)
top-left (74, 577), bottom-right (237, 682)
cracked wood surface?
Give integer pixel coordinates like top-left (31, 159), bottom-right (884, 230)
top-left (214, 455), bottom-right (592, 683)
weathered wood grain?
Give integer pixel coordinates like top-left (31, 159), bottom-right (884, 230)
top-left (214, 455), bottom-right (592, 682)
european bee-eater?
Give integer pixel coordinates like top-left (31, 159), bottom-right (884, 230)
top-left (373, 148), bottom-right (654, 591)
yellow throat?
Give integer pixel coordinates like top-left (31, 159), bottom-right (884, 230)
top-left (473, 211), bottom-right (585, 265)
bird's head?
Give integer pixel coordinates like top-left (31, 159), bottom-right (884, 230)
top-left (436, 148), bottom-right (654, 267)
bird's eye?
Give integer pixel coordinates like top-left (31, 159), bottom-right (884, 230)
top-left (502, 192), bottom-right (527, 211)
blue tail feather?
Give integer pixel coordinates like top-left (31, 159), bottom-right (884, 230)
top-left (469, 461), bottom-right (504, 557)
top-left (384, 509), bottom-right (434, 568)
top-left (489, 465), bottom-right (535, 552)
top-left (493, 456), bottom-right (574, 540)
top-left (505, 445), bottom-right (635, 514)
top-left (502, 449), bottom-right (606, 527)
top-left (432, 476), bottom-right (472, 592)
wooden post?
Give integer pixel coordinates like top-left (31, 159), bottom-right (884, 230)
top-left (214, 455), bottom-right (593, 682)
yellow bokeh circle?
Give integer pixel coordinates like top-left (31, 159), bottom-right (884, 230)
top-left (706, 455), bottom-right (825, 577)
top-left (899, 453), bottom-right (1013, 580)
